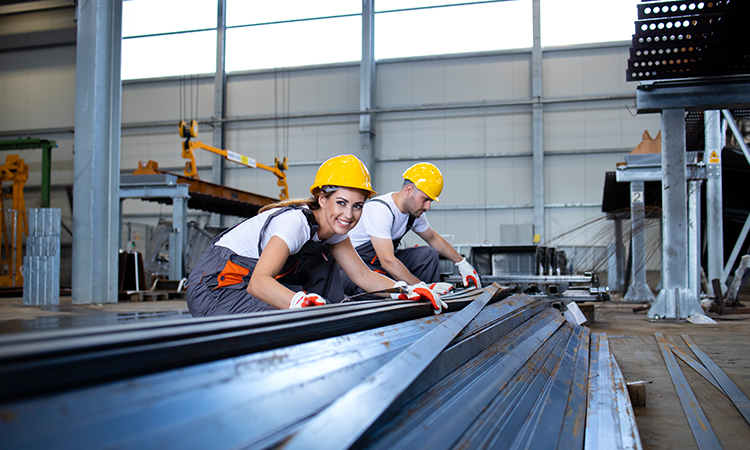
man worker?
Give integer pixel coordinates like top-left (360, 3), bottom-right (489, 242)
top-left (342, 162), bottom-right (482, 297)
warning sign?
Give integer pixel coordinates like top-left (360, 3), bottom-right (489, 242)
top-left (708, 150), bottom-right (720, 164)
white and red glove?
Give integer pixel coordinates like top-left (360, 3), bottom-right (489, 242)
top-left (428, 282), bottom-right (454, 295)
top-left (456, 258), bottom-right (482, 289)
top-left (289, 291), bottom-right (328, 309)
top-left (390, 281), bottom-right (448, 314)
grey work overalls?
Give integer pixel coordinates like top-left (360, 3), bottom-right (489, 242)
top-left (186, 206), bottom-right (344, 317)
top-left (341, 199), bottom-right (440, 297)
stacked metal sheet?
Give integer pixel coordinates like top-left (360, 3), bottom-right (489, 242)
top-left (627, 0), bottom-right (750, 82)
top-left (0, 285), bottom-right (640, 449)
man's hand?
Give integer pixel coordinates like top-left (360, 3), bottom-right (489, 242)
top-left (390, 281), bottom-right (448, 314)
top-left (456, 258), bottom-right (482, 289)
top-left (428, 282), bottom-right (454, 295)
top-left (289, 291), bottom-right (328, 309)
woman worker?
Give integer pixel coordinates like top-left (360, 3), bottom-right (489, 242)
top-left (186, 154), bottom-right (446, 316)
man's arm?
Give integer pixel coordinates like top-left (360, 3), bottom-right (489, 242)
top-left (370, 236), bottom-right (422, 285)
top-left (415, 227), bottom-right (463, 263)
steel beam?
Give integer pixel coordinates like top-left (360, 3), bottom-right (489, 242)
top-left (636, 77), bottom-right (750, 114)
top-left (72, 0), bottom-right (122, 304)
top-left (585, 333), bottom-right (642, 450)
top-left (705, 111), bottom-right (724, 292)
top-left (649, 109), bottom-right (702, 320)
top-left (119, 178), bottom-right (190, 281)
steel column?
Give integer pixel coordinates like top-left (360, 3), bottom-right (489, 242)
top-left (211, 0), bottom-right (227, 227)
top-left (625, 181), bottom-right (654, 303)
top-left (72, 0), bottom-right (122, 304)
top-left (607, 217), bottom-right (626, 292)
top-left (359, 0), bottom-right (376, 176)
top-left (704, 110), bottom-right (724, 292)
top-left (649, 109), bottom-right (702, 319)
top-left (688, 179), bottom-right (702, 300)
top-left (531, 0), bottom-right (544, 244)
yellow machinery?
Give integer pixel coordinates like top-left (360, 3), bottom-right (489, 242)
top-left (178, 120), bottom-right (289, 200)
top-left (0, 154), bottom-right (28, 287)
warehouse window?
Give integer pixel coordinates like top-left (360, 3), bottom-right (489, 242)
top-left (375, 0), bottom-right (532, 60)
top-left (540, 0), bottom-right (639, 47)
top-left (121, 0), bottom-right (218, 80)
top-left (225, 0), bottom-right (362, 72)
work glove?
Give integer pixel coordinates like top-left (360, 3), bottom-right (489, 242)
top-left (428, 282), bottom-right (454, 295)
top-left (390, 281), bottom-right (448, 314)
top-left (289, 291), bottom-right (328, 309)
top-left (456, 258), bottom-right (482, 289)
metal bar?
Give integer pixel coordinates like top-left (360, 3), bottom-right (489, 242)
top-left (449, 319), bottom-right (572, 449)
top-left (667, 341), bottom-right (725, 394)
top-left (0, 288), bottom-right (516, 450)
top-left (0, 299), bottom-right (461, 402)
top-left (688, 179), bottom-right (703, 301)
top-left (360, 307), bottom-right (566, 450)
top-left (211, 0), bottom-right (227, 227)
top-left (654, 333), bottom-right (722, 450)
top-left (359, 0), bottom-right (376, 178)
top-left (515, 326), bottom-right (589, 449)
top-left (584, 333), bottom-right (641, 449)
top-left (282, 285), bottom-right (503, 450)
top-left (682, 334), bottom-right (750, 425)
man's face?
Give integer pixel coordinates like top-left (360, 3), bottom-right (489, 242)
top-left (405, 186), bottom-right (432, 217)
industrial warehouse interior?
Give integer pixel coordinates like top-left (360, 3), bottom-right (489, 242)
top-left (1, 0), bottom-right (750, 448)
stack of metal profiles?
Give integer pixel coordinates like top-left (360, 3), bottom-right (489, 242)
top-left (0, 284), bottom-right (640, 449)
top-left (627, 0), bottom-right (750, 82)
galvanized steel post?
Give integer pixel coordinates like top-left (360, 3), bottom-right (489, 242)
top-left (648, 108), bottom-right (702, 320)
top-left (359, 0), bottom-right (376, 177)
top-left (211, 0), bottom-right (227, 227)
top-left (72, 0), bottom-right (122, 304)
top-left (704, 110), bottom-right (724, 292)
top-left (624, 181), bottom-right (654, 303)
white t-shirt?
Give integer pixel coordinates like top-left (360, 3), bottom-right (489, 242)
top-left (348, 192), bottom-right (430, 249)
top-left (215, 206), bottom-right (348, 258)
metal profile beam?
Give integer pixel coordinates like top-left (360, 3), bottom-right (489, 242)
top-left (283, 285), bottom-right (503, 450)
top-left (682, 334), bottom-right (750, 425)
top-left (636, 77), bottom-right (750, 114)
top-left (655, 333), bottom-right (722, 450)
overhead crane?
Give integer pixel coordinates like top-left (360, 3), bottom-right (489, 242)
top-left (178, 119), bottom-right (289, 200)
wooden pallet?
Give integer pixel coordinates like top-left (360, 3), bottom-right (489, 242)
top-left (120, 290), bottom-right (185, 302)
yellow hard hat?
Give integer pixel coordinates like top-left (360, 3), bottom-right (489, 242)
top-left (402, 162), bottom-right (443, 202)
top-left (310, 154), bottom-right (376, 199)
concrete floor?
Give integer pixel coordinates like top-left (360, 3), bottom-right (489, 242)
top-left (1, 293), bottom-right (750, 448)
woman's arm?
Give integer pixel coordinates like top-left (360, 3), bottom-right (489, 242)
top-left (246, 236), bottom-right (297, 309)
top-left (329, 237), bottom-right (395, 293)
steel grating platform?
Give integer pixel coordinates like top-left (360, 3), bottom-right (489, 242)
top-left (0, 285), bottom-right (640, 449)
top-left (627, 0), bottom-right (750, 82)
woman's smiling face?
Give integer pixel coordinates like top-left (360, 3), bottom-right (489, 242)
top-left (317, 187), bottom-right (366, 239)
